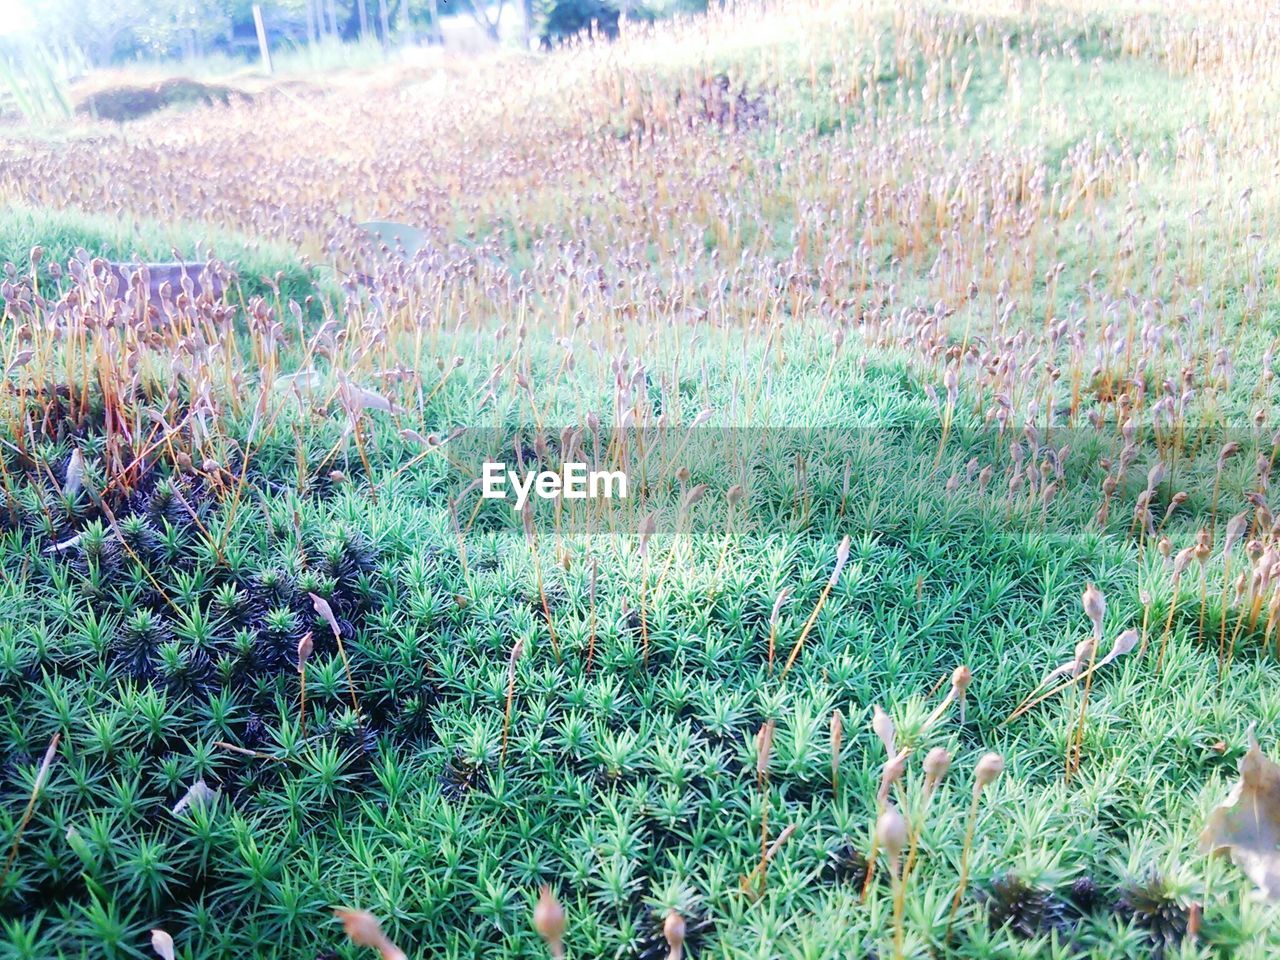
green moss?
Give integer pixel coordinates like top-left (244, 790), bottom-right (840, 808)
top-left (0, 204), bottom-right (319, 307)
top-left (0, 2), bottom-right (1277, 957)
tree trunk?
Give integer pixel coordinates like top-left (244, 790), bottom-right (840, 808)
top-left (468, 0), bottom-right (504, 43)
top-left (428, 0), bottom-right (443, 43)
top-left (378, 0), bottom-right (390, 46)
top-left (356, 0), bottom-right (369, 40)
top-left (252, 4), bottom-right (274, 73)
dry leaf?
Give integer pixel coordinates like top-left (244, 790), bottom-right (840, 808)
top-left (150, 929), bottom-right (176, 960)
top-left (1200, 727), bottom-right (1280, 900)
top-left (65, 448), bottom-right (85, 498)
top-left (46, 532), bottom-right (88, 554)
top-left (172, 779), bottom-right (217, 816)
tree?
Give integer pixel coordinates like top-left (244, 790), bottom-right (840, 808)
top-left (378, 0), bottom-right (390, 45)
top-left (463, 0), bottom-right (506, 42)
top-left (134, 0), bottom-right (234, 59)
top-left (23, 0), bottom-right (150, 65)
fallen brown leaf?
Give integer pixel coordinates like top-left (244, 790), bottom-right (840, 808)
top-left (1200, 727), bottom-right (1280, 900)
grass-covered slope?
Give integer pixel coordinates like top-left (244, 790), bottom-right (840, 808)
top-left (2, 1), bottom-right (1280, 958)
top-left (0, 205), bottom-right (317, 306)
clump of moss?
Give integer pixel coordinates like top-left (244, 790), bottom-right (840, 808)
top-left (979, 872), bottom-right (1074, 940)
top-left (820, 840), bottom-right (872, 887)
top-left (75, 78), bottom-right (243, 122)
top-left (1115, 873), bottom-right (1191, 958)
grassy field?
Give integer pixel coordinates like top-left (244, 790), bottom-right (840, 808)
top-left (2, 1), bottom-right (1280, 957)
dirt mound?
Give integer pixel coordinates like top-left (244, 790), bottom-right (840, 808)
top-left (75, 78), bottom-right (243, 122)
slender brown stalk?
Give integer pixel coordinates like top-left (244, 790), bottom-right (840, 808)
top-left (500, 637), bottom-right (525, 762)
top-left (586, 558), bottom-right (598, 674)
top-left (1066, 641), bottom-right (1100, 777)
top-left (946, 754), bottom-right (1003, 940)
top-left (296, 632), bottom-right (314, 737)
top-left (0, 734), bottom-right (59, 887)
top-left (310, 593), bottom-right (360, 714)
top-left (780, 537), bottom-right (850, 679)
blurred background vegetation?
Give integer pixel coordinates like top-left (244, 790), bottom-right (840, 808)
top-left (0, 0), bottom-right (706, 71)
